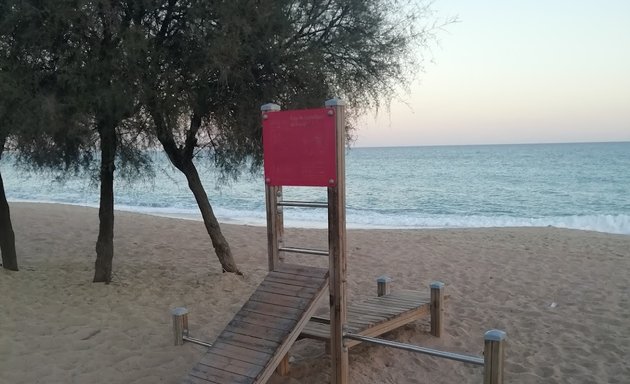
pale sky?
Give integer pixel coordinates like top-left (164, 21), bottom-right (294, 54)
top-left (355, 0), bottom-right (630, 147)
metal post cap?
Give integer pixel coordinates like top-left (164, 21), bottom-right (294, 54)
top-left (171, 307), bottom-right (189, 316)
top-left (376, 275), bottom-right (393, 283)
top-left (484, 329), bottom-right (507, 341)
top-left (325, 98), bottom-right (346, 106)
top-left (260, 103), bottom-right (281, 112)
top-left (430, 281), bottom-right (445, 289)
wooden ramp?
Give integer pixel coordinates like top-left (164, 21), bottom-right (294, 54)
top-left (301, 290), bottom-right (431, 348)
top-left (183, 263), bottom-right (329, 384)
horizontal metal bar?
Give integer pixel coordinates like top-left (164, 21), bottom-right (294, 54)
top-left (279, 246), bottom-right (329, 256)
top-left (183, 335), bottom-right (213, 348)
top-left (277, 200), bottom-right (328, 208)
top-left (344, 333), bottom-right (484, 366)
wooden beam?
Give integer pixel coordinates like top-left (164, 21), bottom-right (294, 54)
top-left (171, 307), bottom-right (189, 346)
top-left (430, 281), bottom-right (445, 337)
top-left (261, 103), bottom-right (282, 272)
top-left (265, 185), bottom-right (280, 271)
top-left (326, 98), bottom-right (348, 384)
top-left (484, 330), bottom-right (507, 384)
top-left (377, 275), bottom-right (392, 297)
top-left (276, 354), bottom-right (290, 376)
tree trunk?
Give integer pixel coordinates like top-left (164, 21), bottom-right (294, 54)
top-left (0, 162), bottom-right (18, 271)
top-left (148, 106), bottom-right (241, 275)
top-left (181, 161), bottom-right (242, 275)
top-left (93, 122), bottom-right (117, 283)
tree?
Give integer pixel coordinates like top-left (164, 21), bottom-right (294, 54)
top-left (1, 0), bottom-right (150, 283)
top-left (137, 1), bottom-right (246, 274)
top-left (0, 1), bottom-right (27, 272)
top-left (0, 57), bottom-right (17, 270)
top-left (2, 0), bottom-right (444, 280)
top-left (134, 0), bottom-right (442, 274)
top-left (0, 136), bottom-right (18, 271)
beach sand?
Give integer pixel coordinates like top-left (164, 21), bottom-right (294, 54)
top-left (1, 202), bottom-right (629, 383)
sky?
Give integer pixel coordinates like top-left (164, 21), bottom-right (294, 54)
top-left (354, 0), bottom-right (630, 147)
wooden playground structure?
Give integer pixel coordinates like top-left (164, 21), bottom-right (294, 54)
top-left (172, 99), bottom-right (506, 384)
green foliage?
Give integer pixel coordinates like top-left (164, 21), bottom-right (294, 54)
top-left (135, 0), bottom-right (444, 180)
top-left (2, 0), bottom-right (445, 177)
top-left (0, 0), bottom-right (151, 177)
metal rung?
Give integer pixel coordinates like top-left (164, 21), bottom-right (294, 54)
top-left (343, 333), bottom-right (485, 366)
top-left (182, 335), bottom-right (213, 348)
top-left (279, 246), bottom-right (329, 256)
top-left (277, 200), bottom-right (328, 208)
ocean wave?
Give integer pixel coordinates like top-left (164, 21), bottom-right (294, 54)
top-left (153, 205), bottom-right (630, 235)
top-left (344, 211), bottom-right (630, 235)
top-left (8, 198), bottom-right (630, 235)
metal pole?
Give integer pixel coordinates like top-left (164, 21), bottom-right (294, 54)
top-left (344, 333), bottom-right (484, 366)
top-left (182, 335), bottom-right (213, 348)
top-left (278, 246), bottom-right (329, 256)
top-left (277, 200), bottom-right (328, 208)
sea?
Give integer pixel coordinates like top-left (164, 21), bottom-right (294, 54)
top-left (2, 141), bottom-right (630, 235)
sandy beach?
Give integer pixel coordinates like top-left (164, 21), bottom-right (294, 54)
top-left (1, 202), bottom-right (629, 383)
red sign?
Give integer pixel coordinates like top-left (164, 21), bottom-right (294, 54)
top-left (263, 108), bottom-right (337, 187)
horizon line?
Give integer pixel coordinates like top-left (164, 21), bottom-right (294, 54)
top-left (353, 139), bottom-right (630, 149)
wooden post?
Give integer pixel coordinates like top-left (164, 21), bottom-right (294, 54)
top-left (376, 275), bottom-right (392, 297)
top-left (262, 103), bottom-right (282, 271)
top-left (430, 281), bottom-right (445, 337)
top-left (276, 187), bottom-right (284, 262)
top-left (171, 307), bottom-right (189, 346)
top-left (276, 354), bottom-right (290, 376)
top-left (326, 98), bottom-right (348, 384)
top-left (484, 330), bottom-right (506, 384)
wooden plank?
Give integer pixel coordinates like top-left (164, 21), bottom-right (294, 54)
top-left (363, 296), bottom-right (423, 307)
top-left (351, 302), bottom-right (415, 316)
top-left (359, 307), bottom-right (430, 338)
top-left (257, 282), bottom-right (319, 299)
top-left (241, 299), bottom-right (302, 320)
top-left (217, 331), bottom-right (280, 354)
top-left (199, 351), bottom-right (264, 379)
top-left (183, 265), bottom-right (329, 384)
top-left (266, 272), bottom-right (329, 288)
top-left (301, 322), bottom-right (332, 338)
top-left (232, 310), bottom-right (297, 331)
top-left (392, 290), bottom-right (431, 300)
top-left (248, 290), bottom-right (309, 309)
top-left (347, 307), bottom-right (405, 321)
top-left (190, 363), bottom-right (253, 384)
top-left (358, 300), bottom-right (417, 311)
top-left (275, 263), bottom-right (328, 278)
top-left (260, 279), bottom-right (318, 293)
top-left (225, 320), bottom-right (288, 343)
top-left (345, 312), bottom-right (384, 324)
top-left (253, 273), bottom-right (329, 384)
top-left (210, 341), bottom-right (273, 366)
top-left (347, 307), bottom-right (391, 321)
top-left (300, 289), bottom-right (436, 350)
top-left (182, 375), bottom-right (213, 384)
